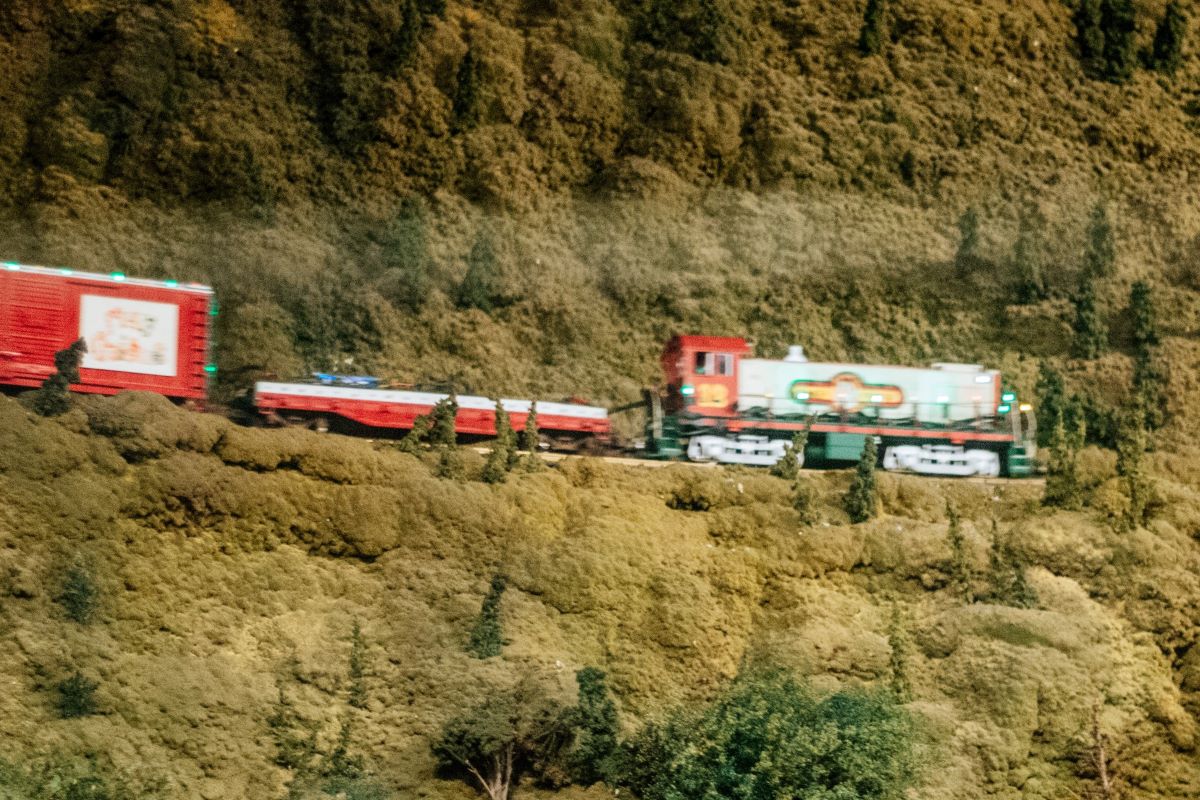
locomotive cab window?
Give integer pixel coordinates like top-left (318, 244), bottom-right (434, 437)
top-left (694, 352), bottom-right (734, 376)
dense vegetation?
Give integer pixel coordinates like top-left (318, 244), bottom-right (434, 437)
top-left (2, 0), bottom-right (1200, 414)
top-left (4, 1), bottom-right (1200, 798)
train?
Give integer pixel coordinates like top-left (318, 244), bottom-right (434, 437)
top-left (0, 264), bottom-right (1036, 477)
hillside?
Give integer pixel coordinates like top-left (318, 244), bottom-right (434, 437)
top-left (5, 1), bottom-right (1200, 798)
top-left (3, 392), bottom-right (1200, 800)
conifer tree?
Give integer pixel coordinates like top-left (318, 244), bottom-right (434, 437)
top-left (322, 714), bottom-right (365, 780)
top-left (430, 394), bottom-right (464, 480)
top-left (887, 605), bottom-right (913, 702)
top-left (522, 402), bottom-right (544, 472)
top-left (56, 671), bottom-right (99, 718)
top-left (770, 429), bottom-right (807, 480)
top-left (1150, 1), bottom-right (1186, 74)
top-left (431, 394), bottom-right (459, 447)
top-left (1076, 0), bottom-right (1106, 78)
top-left (843, 437), bottom-right (879, 524)
top-left (452, 47), bottom-right (484, 132)
top-left (1115, 406), bottom-right (1150, 529)
top-left (793, 476), bottom-right (819, 526)
top-left (1083, 203), bottom-right (1116, 280)
top-left (458, 232), bottom-right (499, 312)
top-left (1035, 361), bottom-right (1067, 448)
top-left (1129, 281), bottom-right (1159, 351)
top-left (268, 684), bottom-right (319, 771)
top-left (1132, 351), bottom-right (1166, 432)
top-left (468, 575), bottom-right (506, 659)
top-left (398, 413), bottom-right (432, 453)
top-left (482, 400), bottom-right (516, 484)
top-left (1101, 0), bottom-right (1138, 83)
top-left (567, 667), bottom-right (620, 785)
top-left (60, 554), bottom-right (98, 625)
top-left (987, 522), bottom-right (1038, 608)
top-left (859, 0), bottom-right (887, 56)
top-left (1071, 281), bottom-right (1108, 359)
top-left (1043, 418), bottom-right (1084, 510)
top-left (955, 207), bottom-right (980, 277)
top-left (946, 501), bottom-right (972, 603)
top-left (1128, 281), bottom-right (1166, 430)
top-left (436, 445), bottom-right (466, 480)
top-left (1013, 206), bottom-right (1048, 303)
top-left (381, 197), bottom-right (432, 313)
top-left (348, 621), bottom-right (367, 709)
top-left (33, 338), bottom-right (86, 417)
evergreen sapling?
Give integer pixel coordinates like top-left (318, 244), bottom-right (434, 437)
top-left (859, 0), bottom-right (887, 55)
top-left (1150, 2), bottom-right (1186, 74)
top-left (843, 437), bottom-right (879, 524)
top-left (887, 605), bottom-right (913, 702)
top-left (468, 575), bottom-right (507, 659)
top-left (522, 402), bottom-right (544, 472)
top-left (946, 501), bottom-right (973, 603)
top-left (348, 621), bottom-right (367, 709)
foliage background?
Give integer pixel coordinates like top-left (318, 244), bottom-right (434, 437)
top-left (4, 1), bottom-right (1200, 798)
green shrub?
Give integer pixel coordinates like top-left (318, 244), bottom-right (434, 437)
top-left (621, 669), bottom-right (918, 800)
top-left (0, 757), bottom-right (165, 800)
top-left (56, 671), bottom-right (99, 719)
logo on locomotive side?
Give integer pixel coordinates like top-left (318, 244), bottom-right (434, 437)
top-left (789, 372), bottom-right (904, 412)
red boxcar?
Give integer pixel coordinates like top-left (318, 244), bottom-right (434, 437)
top-left (0, 263), bottom-right (214, 402)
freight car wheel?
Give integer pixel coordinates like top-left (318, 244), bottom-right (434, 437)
top-left (310, 416), bottom-right (330, 433)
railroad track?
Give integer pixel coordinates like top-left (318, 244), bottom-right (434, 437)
top-left (469, 447), bottom-right (1045, 485)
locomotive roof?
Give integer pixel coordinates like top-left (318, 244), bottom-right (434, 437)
top-left (2, 262), bottom-right (214, 294)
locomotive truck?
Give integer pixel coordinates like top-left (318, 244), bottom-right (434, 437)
top-left (0, 264), bottom-right (1036, 477)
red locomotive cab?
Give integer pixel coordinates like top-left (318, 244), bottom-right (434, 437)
top-left (661, 335), bottom-right (751, 417)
